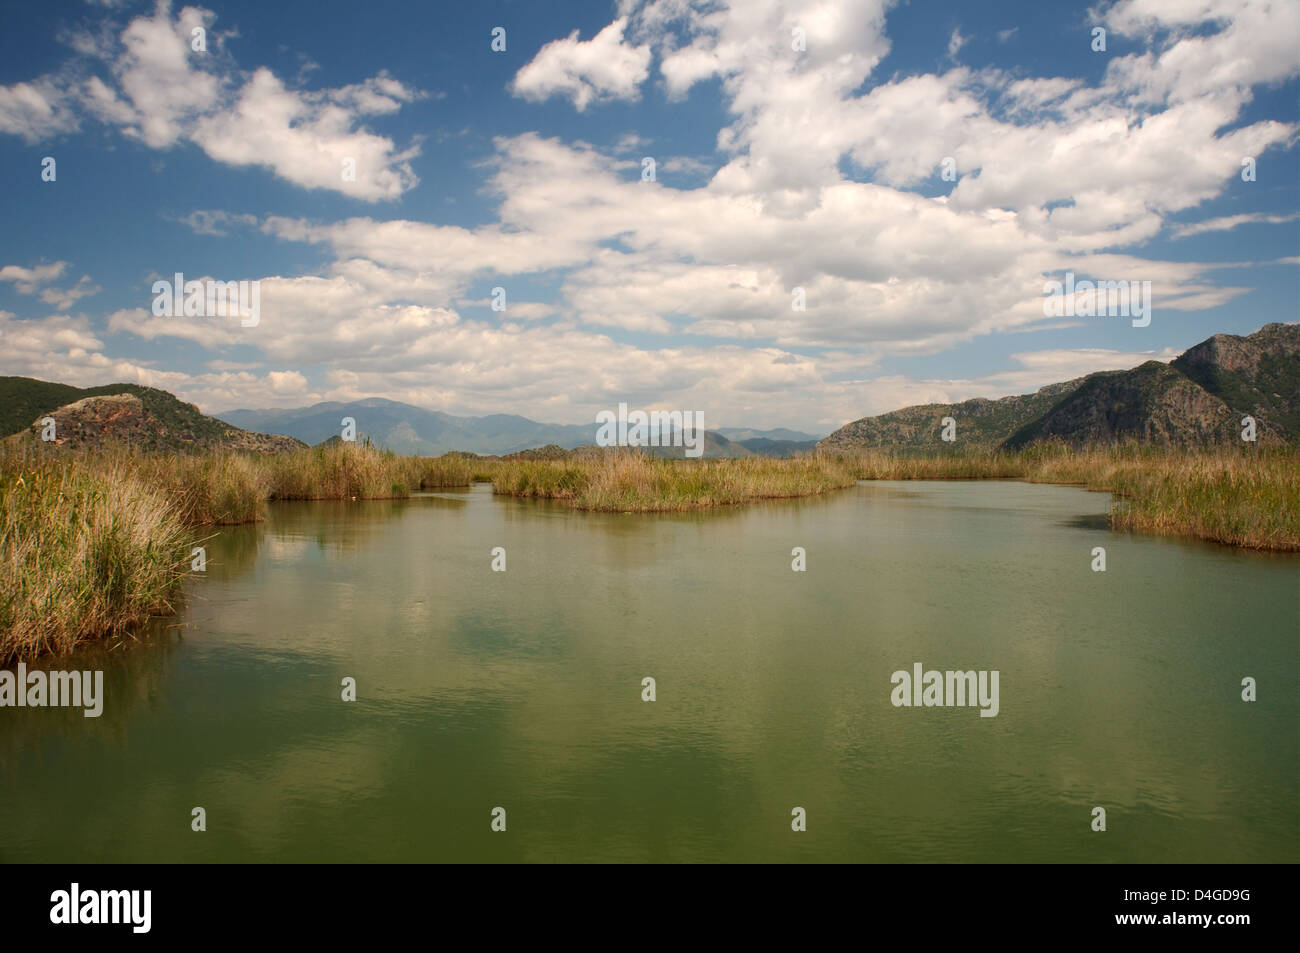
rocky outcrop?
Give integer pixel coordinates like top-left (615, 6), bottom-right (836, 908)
top-left (820, 323), bottom-right (1300, 452)
top-left (1171, 322), bottom-right (1300, 438)
top-left (1002, 362), bottom-right (1240, 449)
top-left (818, 379), bottom-right (1085, 452)
top-left (13, 392), bottom-right (305, 454)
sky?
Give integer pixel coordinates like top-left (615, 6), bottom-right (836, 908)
top-left (0, 0), bottom-right (1296, 434)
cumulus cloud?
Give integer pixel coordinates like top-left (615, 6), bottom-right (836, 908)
top-left (40, 276), bottom-right (100, 310)
top-left (512, 17), bottom-right (652, 110)
top-left (0, 77), bottom-right (80, 142)
top-left (2, 0), bottom-right (1295, 431)
top-left (0, 1), bottom-right (423, 200)
top-left (0, 262), bottom-right (68, 294)
top-left (0, 262), bottom-right (98, 310)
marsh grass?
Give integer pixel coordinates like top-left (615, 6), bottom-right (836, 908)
top-left (824, 442), bottom-right (1300, 551)
top-left (415, 454), bottom-right (475, 489)
top-left (264, 440), bottom-right (415, 501)
top-left (0, 449), bottom-right (192, 662)
top-left (3, 439), bottom-right (1294, 661)
top-left (136, 451), bottom-right (270, 525)
top-left (0, 440), bottom-right (452, 660)
top-left (490, 444), bottom-right (1297, 549)
top-left (491, 451), bottom-right (859, 511)
top-left (1032, 447), bottom-right (1300, 551)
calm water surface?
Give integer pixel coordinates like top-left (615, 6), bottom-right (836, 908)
top-left (2, 481), bottom-right (1296, 862)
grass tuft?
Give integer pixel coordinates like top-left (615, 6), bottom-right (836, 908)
top-left (0, 448), bottom-right (193, 662)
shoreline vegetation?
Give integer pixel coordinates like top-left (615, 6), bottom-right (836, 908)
top-left (2, 440), bottom-right (1296, 662)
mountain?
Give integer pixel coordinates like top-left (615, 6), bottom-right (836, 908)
top-left (821, 323), bottom-right (1300, 452)
top-left (732, 437), bottom-right (821, 456)
top-left (218, 399), bottom-right (817, 457)
top-left (715, 427), bottom-right (822, 443)
top-left (1170, 322), bottom-right (1300, 437)
top-left (19, 323), bottom-right (1288, 459)
top-left (0, 378), bottom-right (305, 454)
top-left (714, 427), bottom-right (821, 457)
top-left (644, 430), bottom-right (749, 458)
top-left (1002, 361), bottom-right (1238, 449)
top-left (0, 380), bottom-right (816, 459)
top-left (818, 379), bottom-right (1084, 452)
top-left (219, 398), bottom-right (597, 455)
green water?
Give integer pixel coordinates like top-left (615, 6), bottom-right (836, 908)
top-left (1, 481), bottom-right (1296, 863)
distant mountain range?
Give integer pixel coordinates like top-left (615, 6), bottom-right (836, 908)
top-left (4, 324), bottom-right (1294, 458)
top-left (216, 400), bottom-right (822, 457)
top-left (819, 323), bottom-right (1300, 452)
top-left (0, 379), bottom-right (821, 457)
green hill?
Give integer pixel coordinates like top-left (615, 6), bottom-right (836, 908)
top-left (0, 377), bottom-right (305, 454)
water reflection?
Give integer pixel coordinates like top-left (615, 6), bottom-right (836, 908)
top-left (1, 481), bottom-right (1295, 862)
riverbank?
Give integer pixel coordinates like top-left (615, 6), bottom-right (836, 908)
top-left (2, 442), bottom-right (1296, 661)
top-left (0, 441), bottom-right (474, 662)
top-left (838, 445), bottom-right (1299, 551)
top-left (489, 445), bottom-right (1300, 550)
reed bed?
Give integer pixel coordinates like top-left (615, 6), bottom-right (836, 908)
top-left (263, 440), bottom-right (414, 501)
top-left (490, 451), bottom-right (859, 511)
top-left (1030, 447), bottom-right (1300, 551)
top-left (489, 444), bottom-right (1297, 549)
top-left (135, 451), bottom-right (270, 525)
top-left (3, 440), bottom-right (1294, 661)
top-left (842, 448), bottom-right (1028, 480)
top-left (0, 440), bottom-right (450, 660)
top-left (260, 440), bottom-right (474, 499)
top-left (0, 449), bottom-right (192, 662)
top-left (824, 443), bottom-right (1300, 551)
top-left (415, 454), bottom-right (476, 488)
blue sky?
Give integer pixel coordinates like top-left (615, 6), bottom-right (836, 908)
top-left (0, 0), bottom-right (1296, 433)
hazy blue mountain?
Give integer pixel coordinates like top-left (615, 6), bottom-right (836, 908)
top-left (733, 437), bottom-right (820, 456)
top-left (217, 400), bottom-right (821, 456)
top-left (715, 426), bottom-right (822, 442)
top-left (217, 398), bottom-right (597, 455)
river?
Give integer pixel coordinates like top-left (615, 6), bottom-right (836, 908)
top-left (1, 481), bottom-right (1295, 862)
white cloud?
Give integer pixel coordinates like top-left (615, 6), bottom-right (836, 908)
top-left (1170, 211), bottom-right (1300, 238)
top-left (2, 0), bottom-right (1295, 432)
top-left (174, 210), bottom-right (260, 236)
top-left (0, 262), bottom-right (68, 294)
top-left (0, 78), bottom-right (79, 142)
top-left (253, 126), bottom-right (1252, 361)
top-left (512, 17), bottom-right (652, 110)
top-left (947, 28), bottom-right (967, 59)
top-left (0, 1), bottom-right (424, 200)
top-left (611, 131), bottom-right (653, 154)
top-left (190, 67), bottom-right (421, 200)
top-left (0, 311), bottom-right (103, 359)
top-left (40, 276), bottom-right (100, 310)
top-left (2, 262), bottom-right (99, 311)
